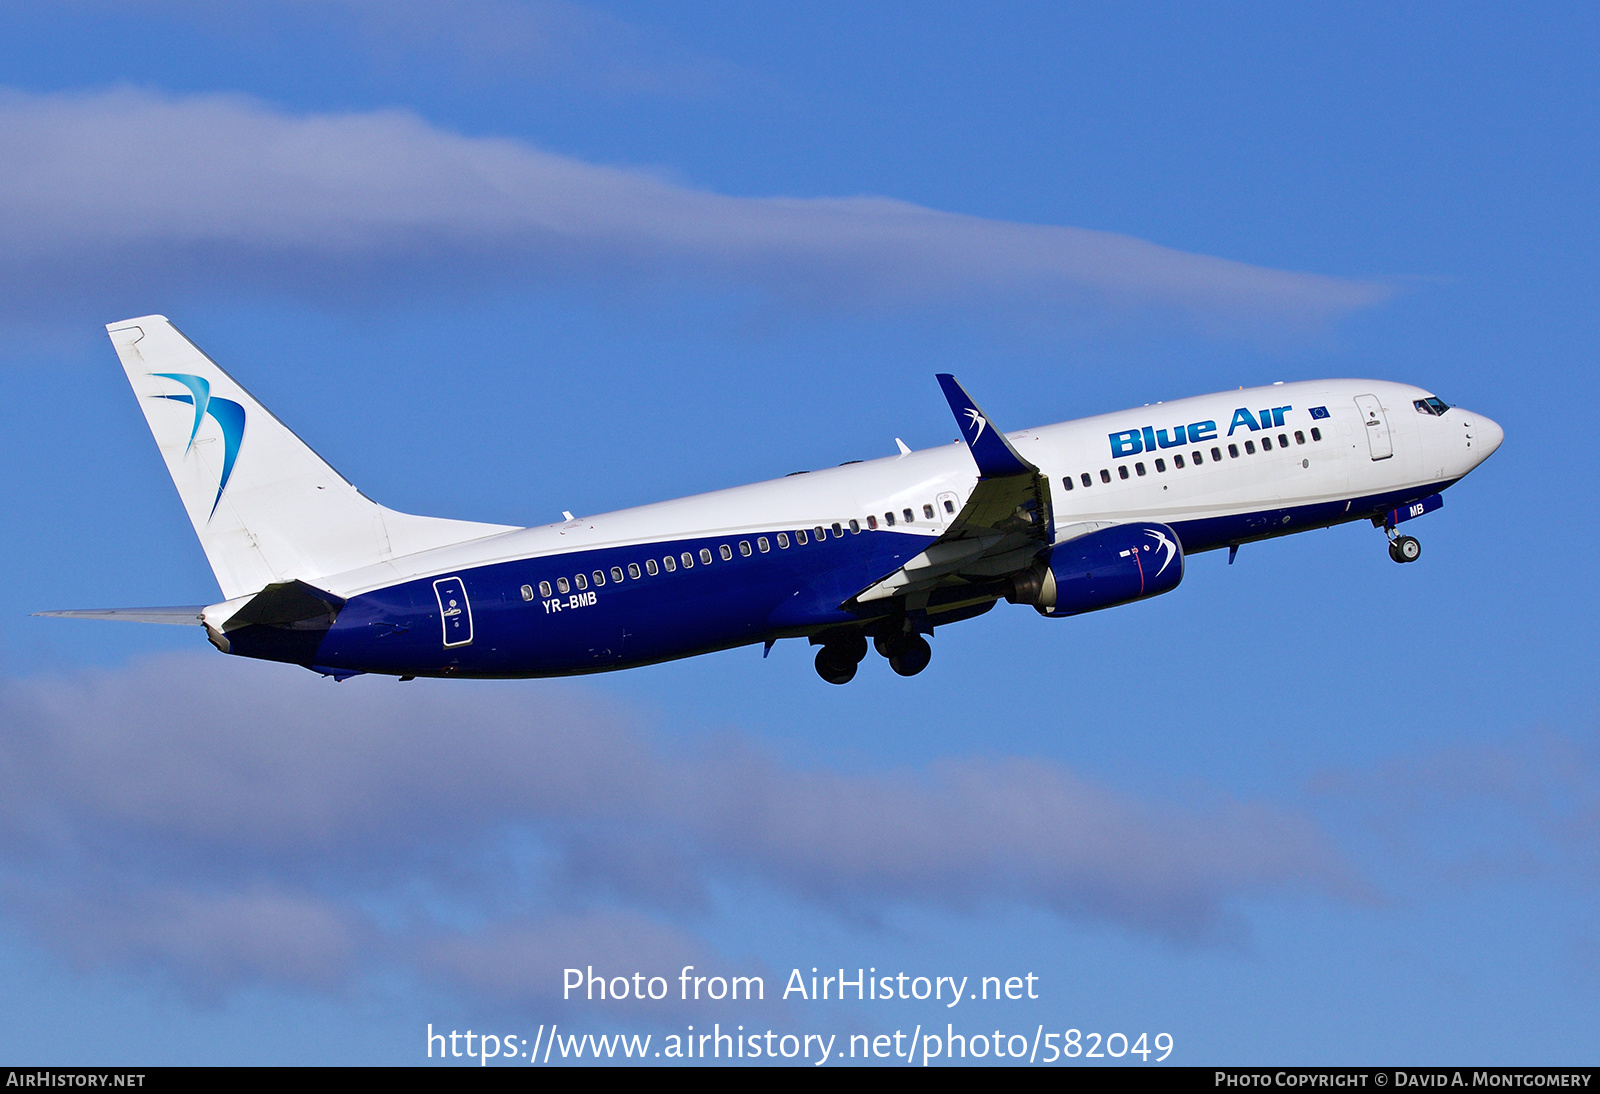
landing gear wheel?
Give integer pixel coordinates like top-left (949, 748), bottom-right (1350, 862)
top-left (888, 634), bottom-right (932, 677)
top-left (836, 633), bottom-right (869, 664)
top-left (814, 646), bottom-right (857, 685)
top-left (1392, 535), bottom-right (1421, 563)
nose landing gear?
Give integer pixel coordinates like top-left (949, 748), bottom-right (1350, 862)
top-left (1388, 534), bottom-right (1421, 564)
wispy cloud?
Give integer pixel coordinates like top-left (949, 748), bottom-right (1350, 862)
top-left (0, 655), bottom-right (1361, 1005)
top-left (0, 88), bottom-right (1388, 328)
top-left (1315, 729), bottom-right (1600, 890)
top-left (75, 0), bottom-right (734, 99)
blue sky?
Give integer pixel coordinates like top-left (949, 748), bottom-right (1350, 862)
top-left (0, 0), bottom-right (1596, 1066)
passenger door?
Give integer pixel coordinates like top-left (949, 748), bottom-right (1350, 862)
top-left (1353, 394), bottom-right (1393, 461)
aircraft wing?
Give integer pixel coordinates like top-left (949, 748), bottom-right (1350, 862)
top-left (33, 606), bottom-right (207, 625)
top-left (852, 376), bottom-right (1055, 605)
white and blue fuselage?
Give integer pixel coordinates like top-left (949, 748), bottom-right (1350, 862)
top-left (45, 319), bottom-right (1503, 684)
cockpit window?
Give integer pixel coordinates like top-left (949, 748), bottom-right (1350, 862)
top-left (1414, 396), bottom-right (1451, 416)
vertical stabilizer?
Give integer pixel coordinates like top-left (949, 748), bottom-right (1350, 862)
top-left (108, 316), bottom-right (517, 600)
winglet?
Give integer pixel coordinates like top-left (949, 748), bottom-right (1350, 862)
top-left (935, 374), bottom-right (1035, 478)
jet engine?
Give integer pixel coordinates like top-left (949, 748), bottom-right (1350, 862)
top-left (1006, 522), bottom-right (1185, 617)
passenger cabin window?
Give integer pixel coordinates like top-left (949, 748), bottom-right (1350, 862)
top-left (1211, 447), bottom-right (1222, 461)
top-left (1100, 469), bottom-right (1111, 483)
top-left (1294, 430), bottom-right (1305, 445)
top-left (629, 563), bottom-right (642, 579)
top-left (1191, 451), bottom-right (1202, 465)
top-left (611, 566), bottom-right (625, 582)
top-left (1118, 465), bottom-right (1130, 480)
top-left (943, 500), bottom-right (955, 514)
top-left (757, 537), bottom-right (769, 553)
top-left (795, 529), bottom-right (807, 545)
top-left (1081, 473), bottom-right (1093, 488)
top-left (1154, 458), bottom-right (1165, 472)
top-left (539, 581), bottom-right (552, 597)
top-left (740, 540), bottom-right (753, 556)
top-left (884, 511), bottom-right (895, 525)
top-left (848, 520), bottom-right (860, 534)
top-left (815, 526), bottom-right (827, 541)
top-left (683, 551), bottom-right (696, 568)
top-left (777, 532), bottom-right (790, 548)
top-left (592, 570), bottom-right (605, 587)
top-left (663, 555), bottom-right (676, 572)
top-left (1261, 436), bottom-right (1273, 451)
top-left (904, 508), bottom-right (915, 523)
top-left (1134, 462), bottom-right (1146, 476)
top-left (1061, 476), bottom-right (1074, 491)
top-left (1245, 440), bottom-right (1257, 454)
top-left (832, 523), bottom-right (844, 538)
top-left (644, 560), bottom-right (657, 576)
top-left (521, 584), bottom-right (534, 601)
top-left (703, 548), bottom-right (715, 564)
top-left (557, 577), bottom-right (570, 595)
top-left (574, 573), bottom-right (587, 591)
top-left (1228, 444), bottom-right (1239, 458)
top-left (1311, 427), bottom-right (1322, 441)
top-left (717, 544), bottom-right (730, 561)
top-left (1174, 454), bottom-right (1185, 468)
top-left (1278, 433), bottom-right (1289, 448)
top-left (865, 515), bottom-right (877, 530)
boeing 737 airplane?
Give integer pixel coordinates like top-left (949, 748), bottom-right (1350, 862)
top-left (39, 316), bottom-right (1503, 684)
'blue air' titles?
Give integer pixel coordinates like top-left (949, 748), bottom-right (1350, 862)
top-left (1109, 406), bottom-right (1292, 457)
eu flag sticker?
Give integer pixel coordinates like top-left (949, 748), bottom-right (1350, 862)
top-left (1310, 406), bottom-right (1330, 419)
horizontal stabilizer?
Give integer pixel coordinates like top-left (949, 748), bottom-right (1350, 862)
top-left (33, 606), bottom-right (206, 625)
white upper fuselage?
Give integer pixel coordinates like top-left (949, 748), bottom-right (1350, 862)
top-left (303, 378), bottom-right (1502, 602)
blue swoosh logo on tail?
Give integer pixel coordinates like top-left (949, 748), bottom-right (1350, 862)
top-left (151, 372), bottom-right (246, 519)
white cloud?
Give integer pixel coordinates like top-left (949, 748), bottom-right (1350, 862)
top-left (0, 654), bottom-right (1364, 1001)
top-left (0, 88), bottom-right (1388, 327)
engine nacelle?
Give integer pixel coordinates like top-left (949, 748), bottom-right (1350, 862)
top-left (1007, 522), bottom-right (1185, 617)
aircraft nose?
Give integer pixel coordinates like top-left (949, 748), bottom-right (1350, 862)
top-left (1472, 412), bottom-right (1505, 459)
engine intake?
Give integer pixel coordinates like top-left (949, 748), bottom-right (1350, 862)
top-left (1007, 522), bottom-right (1184, 617)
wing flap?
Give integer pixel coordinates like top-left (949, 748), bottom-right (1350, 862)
top-left (849, 375), bottom-right (1057, 607)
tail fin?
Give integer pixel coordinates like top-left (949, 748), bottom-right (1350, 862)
top-left (108, 316), bottom-right (517, 600)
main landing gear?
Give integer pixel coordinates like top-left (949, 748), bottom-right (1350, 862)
top-left (875, 631), bottom-right (932, 677)
top-left (813, 628), bottom-right (932, 683)
top-left (814, 633), bottom-right (868, 684)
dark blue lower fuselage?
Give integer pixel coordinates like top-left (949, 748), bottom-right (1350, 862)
top-left (224, 480), bottom-right (1452, 678)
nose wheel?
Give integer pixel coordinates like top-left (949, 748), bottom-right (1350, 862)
top-left (1388, 534), bottom-right (1421, 564)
